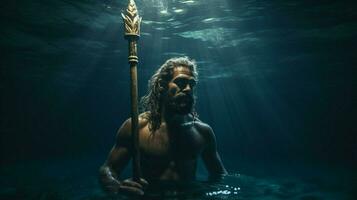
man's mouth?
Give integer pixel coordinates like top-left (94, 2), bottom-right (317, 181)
top-left (170, 94), bottom-right (193, 109)
top-left (168, 94), bottom-right (194, 114)
top-left (179, 102), bottom-right (187, 107)
top-left (176, 94), bottom-right (192, 101)
top-left (177, 95), bottom-right (193, 105)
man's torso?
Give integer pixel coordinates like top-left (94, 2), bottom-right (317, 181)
top-left (138, 118), bottom-right (206, 181)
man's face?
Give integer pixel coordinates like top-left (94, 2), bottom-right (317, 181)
top-left (166, 66), bottom-right (197, 115)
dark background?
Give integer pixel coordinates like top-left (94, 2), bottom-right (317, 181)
top-left (1, 0), bottom-right (356, 178)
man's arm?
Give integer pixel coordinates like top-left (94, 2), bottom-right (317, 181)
top-left (99, 119), bottom-right (146, 195)
top-left (201, 125), bottom-right (227, 180)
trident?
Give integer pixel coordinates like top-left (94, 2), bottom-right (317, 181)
top-left (121, 0), bottom-right (142, 181)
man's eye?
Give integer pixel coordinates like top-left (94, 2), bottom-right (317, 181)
top-left (189, 80), bottom-right (197, 88)
top-left (175, 79), bottom-right (187, 88)
top-left (175, 80), bottom-right (185, 88)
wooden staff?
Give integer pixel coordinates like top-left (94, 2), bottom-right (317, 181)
top-left (122, 0), bottom-right (142, 181)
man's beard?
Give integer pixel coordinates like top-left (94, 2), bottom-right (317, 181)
top-left (167, 93), bottom-right (195, 115)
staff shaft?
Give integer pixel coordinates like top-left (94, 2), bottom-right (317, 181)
top-left (122, 0), bottom-right (142, 181)
top-left (129, 41), bottom-right (141, 181)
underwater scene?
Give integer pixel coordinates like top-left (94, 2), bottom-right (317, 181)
top-left (1, 0), bottom-right (356, 199)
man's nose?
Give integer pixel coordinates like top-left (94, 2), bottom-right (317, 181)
top-left (182, 84), bottom-right (192, 93)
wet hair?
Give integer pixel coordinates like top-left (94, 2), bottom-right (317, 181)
top-left (140, 57), bottom-right (198, 132)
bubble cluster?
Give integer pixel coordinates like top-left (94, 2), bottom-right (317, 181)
top-left (205, 185), bottom-right (241, 197)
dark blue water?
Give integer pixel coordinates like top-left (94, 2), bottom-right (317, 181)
top-left (1, 0), bottom-right (356, 199)
top-left (1, 157), bottom-right (355, 199)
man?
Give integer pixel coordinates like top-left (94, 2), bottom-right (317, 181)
top-left (99, 57), bottom-right (227, 195)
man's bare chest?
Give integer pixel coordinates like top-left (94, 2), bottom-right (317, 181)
top-left (137, 123), bottom-right (204, 180)
top-left (138, 123), bottom-right (204, 159)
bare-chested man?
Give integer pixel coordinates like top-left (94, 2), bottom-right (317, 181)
top-left (99, 57), bottom-right (227, 195)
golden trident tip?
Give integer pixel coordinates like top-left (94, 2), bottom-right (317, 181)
top-left (122, 0), bottom-right (142, 39)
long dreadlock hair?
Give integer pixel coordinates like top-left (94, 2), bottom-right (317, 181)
top-left (140, 57), bottom-right (199, 132)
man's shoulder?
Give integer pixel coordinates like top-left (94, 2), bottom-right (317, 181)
top-left (117, 112), bottom-right (150, 137)
top-left (121, 112), bottom-right (150, 127)
top-left (193, 119), bottom-right (214, 135)
top-left (139, 112), bottom-right (150, 127)
top-left (193, 119), bottom-right (217, 146)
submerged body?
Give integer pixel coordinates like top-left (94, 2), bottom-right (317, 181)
top-left (108, 113), bottom-right (224, 180)
top-left (99, 57), bottom-right (227, 195)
